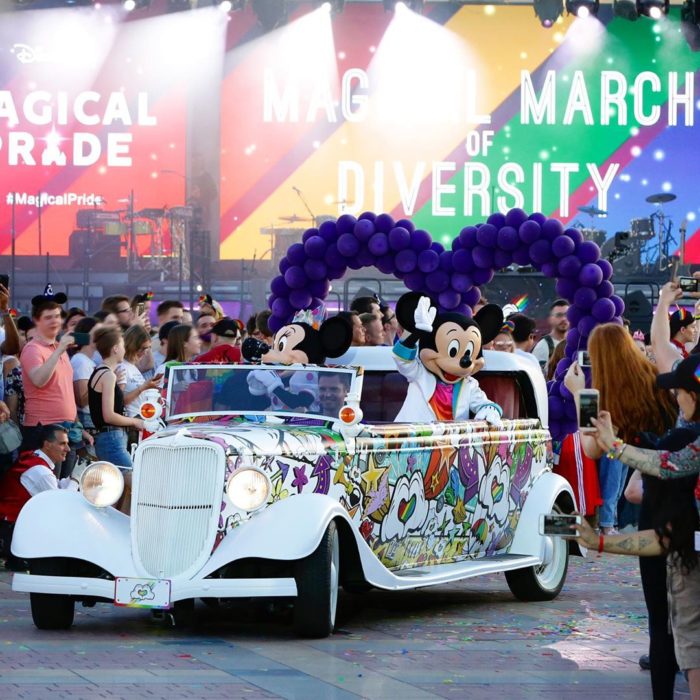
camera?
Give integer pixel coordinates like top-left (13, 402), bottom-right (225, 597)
top-left (679, 276), bottom-right (699, 293)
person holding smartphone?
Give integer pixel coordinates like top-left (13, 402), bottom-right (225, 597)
top-left (120, 325), bottom-right (163, 427)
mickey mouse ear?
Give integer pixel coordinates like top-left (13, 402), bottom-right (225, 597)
top-left (31, 283), bottom-right (67, 307)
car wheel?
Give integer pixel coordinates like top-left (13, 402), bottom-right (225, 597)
top-left (293, 520), bottom-right (340, 638)
top-left (504, 506), bottom-right (569, 602)
top-left (29, 558), bottom-right (75, 630)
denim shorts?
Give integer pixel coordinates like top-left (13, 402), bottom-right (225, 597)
top-left (94, 428), bottom-right (132, 468)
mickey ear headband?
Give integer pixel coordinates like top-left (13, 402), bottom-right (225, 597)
top-left (31, 283), bottom-right (67, 307)
top-left (500, 319), bottom-right (515, 334)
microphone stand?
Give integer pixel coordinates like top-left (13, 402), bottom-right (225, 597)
top-left (293, 187), bottom-right (316, 225)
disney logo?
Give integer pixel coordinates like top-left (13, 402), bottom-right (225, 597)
top-left (11, 44), bottom-right (53, 64)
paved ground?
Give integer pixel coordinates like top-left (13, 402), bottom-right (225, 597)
top-left (0, 554), bottom-right (688, 699)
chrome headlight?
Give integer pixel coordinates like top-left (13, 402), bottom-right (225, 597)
top-left (226, 468), bottom-right (270, 512)
top-left (80, 461), bottom-right (124, 508)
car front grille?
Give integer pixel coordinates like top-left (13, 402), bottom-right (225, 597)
top-left (132, 440), bottom-right (225, 579)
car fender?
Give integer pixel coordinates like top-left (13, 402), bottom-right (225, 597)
top-left (508, 471), bottom-right (577, 559)
top-left (198, 493), bottom-right (360, 578)
top-left (11, 490), bottom-right (135, 576)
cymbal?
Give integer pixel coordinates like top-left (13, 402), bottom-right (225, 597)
top-left (278, 214), bottom-right (310, 223)
top-left (646, 193), bottom-right (676, 204)
top-left (578, 205), bottom-right (607, 217)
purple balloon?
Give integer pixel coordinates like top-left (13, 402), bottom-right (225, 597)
top-left (611, 295), bottom-right (625, 316)
top-left (438, 251), bottom-right (453, 272)
top-left (472, 245), bottom-right (494, 270)
top-left (404, 271), bottom-right (426, 291)
top-left (577, 241), bottom-right (601, 265)
top-left (328, 265), bottom-right (347, 281)
top-left (284, 265), bottom-right (307, 290)
top-left (540, 261), bottom-right (558, 278)
top-left (494, 249), bottom-right (513, 269)
top-left (324, 243), bottom-right (345, 269)
top-left (336, 214), bottom-right (357, 234)
top-left (591, 297), bottom-right (616, 322)
top-left (279, 257), bottom-right (291, 275)
top-left (567, 305), bottom-right (584, 326)
top-left (454, 303), bottom-right (472, 317)
top-left (451, 272), bottom-right (473, 292)
top-left (452, 249), bottom-right (474, 273)
top-left (555, 358), bottom-right (569, 381)
top-left (287, 243), bottom-right (306, 266)
top-left (597, 258), bottom-right (613, 281)
top-left (611, 316), bottom-right (624, 326)
top-left (426, 270), bottom-right (450, 293)
top-left (268, 315), bottom-right (285, 334)
top-left (396, 249), bottom-right (418, 273)
top-left (542, 218), bottom-right (564, 241)
top-left (529, 212), bottom-right (547, 226)
top-left (565, 228), bottom-right (583, 246)
top-left (473, 268), bottom-right (494, 285)
top-left (574, 286), bottom-right (597, 309)
top-left (418, 249), bottom-right (440, 273)
top-left (579, 263), bottom-right (604, 288)
top-left (529, 239), bottom-right (553, 265)
top-left (411, 229), bottom-right (432, 252)
top-left (512, 245), bottom-right (532, 266)
top-left (497, 225), bottom-right (520, 251)
top-left (357, 246), bottom-right (376, 268)
top-left (505, 208), bottom-right (528, 229)
top-left (463, 287), bottom-right (481, 308)
top-left (270, 275), bottom-right (289, 297)
top-left (271, 296), bottom-right (294, 318)
top-left (552, 235), bottom-right (576, 258)
top-left (388, 226), bottom-right (411, 251)
top-left (358, 211), bottom-right (376, 222)
top-left (395, 218), bottom-right (416, 233)
top-left (549, 395), bottom-right (565, 421)
top-left (558, 255), bottom-right (582, 279)
top-left (376, 254), bottom-right (396, 275)
top-left (438, 290), bottom-right (461, 310)
top-left (308, 279), bottom-right (330, 298)
top-left (346, 257), bottom-right (362, 271)
top-left (431, 241), bottom-right (445, 255)
top-left (578, 315), bottom-right (598, 338)
top-left (337, 233), bottom-right (360, 258)
top-left (476, 223), bottom-right (499, 248)
top-left (566, 327), bottom-right (581, 349)
top-left (302, 227), bottom-right (319, 243)
top-left (459, 226), bottom-right (479, 248)
top-left (304, 259), bottom-right (327, 281)
top-left (596, 280), bottom-right (614, 298)
top-left (374, 213), bottom-right (395, 233)
top-left (519, 220), bottom-right (541, 244)
top-left (451, 237), bottom-right (463, 252)
top-left (353, 218), bottom-right (375, 242)
top-left (556, 277), bottom-right (578, 300)
top-left (304, 235), bottom-right (327, 260)
top-left (368, 232), bottom-right (389, 257)
top-left (289, 289), bottom-right (312, 310)
top-left (487, 212), bottom-right (506, 229)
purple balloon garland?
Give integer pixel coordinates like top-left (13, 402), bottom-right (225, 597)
top-left (267, 208), bottom-right (623, 441)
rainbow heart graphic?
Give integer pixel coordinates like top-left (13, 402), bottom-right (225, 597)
top-left (397, 495), bottom-right (417, 524)
top-left (491, 476), bottom-right (504, 504)
top-left (471, 518), bottom-right (488, 544)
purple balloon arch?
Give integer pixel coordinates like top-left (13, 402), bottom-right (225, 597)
top-left (267, 208), bottom-right (624, 441)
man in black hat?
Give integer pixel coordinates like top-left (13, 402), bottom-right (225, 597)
top-left (196, 318), bottom-right (242, 364)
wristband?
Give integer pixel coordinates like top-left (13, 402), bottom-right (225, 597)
top-left (606, 439), bottom-right (625, 459)
top-left (598, 533), bottom-right (605, 554)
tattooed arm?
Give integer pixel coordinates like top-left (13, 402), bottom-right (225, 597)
top-left (574, 518), bottom-right (664, 556)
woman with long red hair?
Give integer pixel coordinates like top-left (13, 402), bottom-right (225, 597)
top-left (565, 322), bottom-right (678, 699)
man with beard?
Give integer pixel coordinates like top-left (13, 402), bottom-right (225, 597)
top-left (533, 299), bottom-right (569, 370)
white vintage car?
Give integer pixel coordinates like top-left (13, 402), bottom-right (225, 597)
top-left (12, 348), bottom-right (577, 637)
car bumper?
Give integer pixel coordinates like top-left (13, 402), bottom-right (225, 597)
top-left (12, 574), bottom-right (298, 602)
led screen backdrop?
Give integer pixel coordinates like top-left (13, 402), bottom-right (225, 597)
top-left (220, 3), bottom-right (700, 263)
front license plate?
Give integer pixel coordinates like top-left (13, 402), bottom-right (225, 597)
top-left (114, 577), bottom-right (171, 609)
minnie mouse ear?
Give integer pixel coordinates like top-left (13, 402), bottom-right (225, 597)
top-left (318, 316), bottom-right (353, 359)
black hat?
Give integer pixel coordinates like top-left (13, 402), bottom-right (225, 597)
top-left (669, 308), bottom-right (695, 337)
top-left (211, 318), bottom-right (240, 338)
top-left (657, 354), bottom-right (700, 393)
top-left (158, 320), bottom-right (180, 342)
top-left (31, 283), bottom-right (67, 307)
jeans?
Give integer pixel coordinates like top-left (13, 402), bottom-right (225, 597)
top-left (94, 429), bottom-right (132, 468)
top-left (598, 454), bottom-right (628, 528)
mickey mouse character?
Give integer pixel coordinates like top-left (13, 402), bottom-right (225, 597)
top-left (241, 313), bottom-right (353, 412)
top-left (392, 292), bottom-right (504, 425)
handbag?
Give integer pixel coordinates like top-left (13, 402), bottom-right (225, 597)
top-left (0, 419), bottom-right (22, 454)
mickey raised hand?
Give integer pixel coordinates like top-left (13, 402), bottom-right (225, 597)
top-left (414, 296), bottom-right (437, 333)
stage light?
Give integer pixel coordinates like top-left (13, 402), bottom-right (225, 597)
top-left (252, 0), bottom-right (287, 29)
top-left (565, 0), bottom-right (599, 17)
top-left (682, 0), bottom-right (700, 24)
top-left (219, 0), bottom-right (232, 11)
top-left (613, 0), bottom-right (639, 19)
top-left (123, 0), bottom-right (149, 10)
top-left (636, 0), bottom-right (669, 17)
top-left (534, 0), bottom-right (564, 26)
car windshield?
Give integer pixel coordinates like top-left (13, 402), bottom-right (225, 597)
top-left (165, 364), bottom-right (358, 421)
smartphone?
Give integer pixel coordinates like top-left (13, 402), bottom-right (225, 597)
top-left (73, 332), bottom-right (91, 346)
top-left (539, 513), bottom-right (582, 536)
top-left (679, 276), bottom-right (699, 293)
top-left (578, 388), bottom-right (599, 432)
top-left (136, 302), bottom-right (145, 316)
top-left (0, 274), bottom-right (9, 290)
top-left (577, 350), bottom-right (591, 368)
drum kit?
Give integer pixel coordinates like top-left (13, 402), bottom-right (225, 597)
top-left (578, 191), bottom-right (680, 273)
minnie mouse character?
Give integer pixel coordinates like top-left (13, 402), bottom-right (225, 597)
top-left (392, 292), bottom-right (504, 425)
top-left (241, 311), bottom-right (353, 412)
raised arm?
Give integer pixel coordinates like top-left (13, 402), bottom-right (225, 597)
top-left (651, 282), bottom-right (684, 373)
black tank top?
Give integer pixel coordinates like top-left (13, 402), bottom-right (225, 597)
top-left (88, 366), bottom-right (125, 430)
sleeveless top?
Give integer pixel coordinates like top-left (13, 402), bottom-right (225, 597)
top-left (88, 366), bottom-right (125, 430)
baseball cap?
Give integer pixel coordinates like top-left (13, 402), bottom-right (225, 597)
top-left (211, 318), bottom-right (240, 338)
top-left (669, 307), bottom-right (695, 337)
top-left (656, 353), bottom-right (700, 393)
top-left (158, 320), bottom-right (180, 342)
